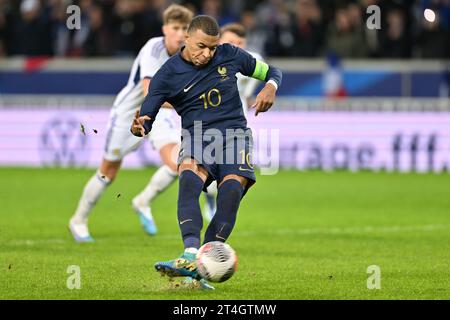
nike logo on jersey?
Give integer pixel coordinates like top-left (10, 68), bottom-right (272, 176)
top-left (183, 82), bottom-right (197, 92)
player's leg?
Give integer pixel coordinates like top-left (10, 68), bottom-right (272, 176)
top-left (203, 181), bottom-right (217, 222)
top-left (154, 134), bottom-right (216, 288)
top-left (177, 158), bottom-right (209, 251)
top-left (179, 162), bottom-right (216, 289)
top-left (203, 129), bottom-right (256, 244)
top-left (69, 159), bottom-right (120, 242)
top-left (131, 108), bottom-right (180, 235)
top-left (155, 157), bottom-right (209, 278)
top-left (69, 107), bottom-right (142, 242)
top-left (179, 173), bottom-right (244, 291)
top-left (131, 143), bottom-right (178, 235)
top-left (203, 175), bottom-right (249, 244)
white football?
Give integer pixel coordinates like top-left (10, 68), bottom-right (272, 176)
top-left (196, 241), bottom-right (238, 283)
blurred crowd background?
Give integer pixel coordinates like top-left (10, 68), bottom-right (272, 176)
top-left (0, 0), bottom-right (449, 59)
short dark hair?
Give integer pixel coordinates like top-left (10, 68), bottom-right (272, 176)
top-left (187, 15), bottom-right (220, 36)
top-left (220, 23), bottom-right (246, 38)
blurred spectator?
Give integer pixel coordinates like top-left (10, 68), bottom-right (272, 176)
top-left (261, 0), bottom-right (297, 56)
top-left (109, 0), bottom-right (150, 56)
top-left (138, 0), bottom-right (166, 48)
top-left (49, 0), bottom-right (72, 56)
top-left (255, 0), bottom-right (286, 27)
top-left (240, 9), bottom-right (266, 54)
top-left (262, 0), bottom-right (326, 57)
top-left (378, 7), bottom-right (412, 58)
top-left (9, 0), bottom-right (54, 56)
top-left (200, 0), bottom-right (237, 26)
top-left (290, 0), bottom-right (325, 57)
top-left (326, 6), bottom-right (368, 58)
top-left (0, 0), bottom-right (10, 56)
top-left (0, 0), bottom-right (448, 59)
top-left (82, 2), bottom-right (114, 56)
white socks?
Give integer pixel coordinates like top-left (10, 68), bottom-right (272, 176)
top-left (206, 181), bottom-right (218, 197)
top-left (133, 165), bottom-right (178, 207)
top-left (185, 247), bottom-right (198, 255)
top-left (71, 171), bottom-right (111, 224)
top-left (203, 180), bottom-right (218, 221)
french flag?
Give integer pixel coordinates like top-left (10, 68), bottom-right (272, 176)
top-left (323, 52), bottom-right (347, 98)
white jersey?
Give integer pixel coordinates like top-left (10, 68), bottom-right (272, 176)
top-left (112, 36), bottom-right (170, 117)
top-left (104, 36), bottom-right (179, 161)
top-left (236, 50), bottom-right (264, 117)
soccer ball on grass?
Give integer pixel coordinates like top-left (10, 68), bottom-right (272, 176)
top-left (196, 241), bottom-right (238, 283)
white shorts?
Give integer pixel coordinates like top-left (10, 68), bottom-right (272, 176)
top-left (104, 107), bottom-right (180, 161)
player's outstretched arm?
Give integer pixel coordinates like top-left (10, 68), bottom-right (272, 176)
top-left (250, 63), bottom-right (282, 116)
top-left (142, 78), bottom-right (174, 109)
top-left (131, 70), bottom-right (170, 137)
top-left (234, 46), bottom-right (282, 116)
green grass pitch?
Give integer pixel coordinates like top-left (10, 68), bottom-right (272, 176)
top-left (1, 167), bottom-right (449, 299)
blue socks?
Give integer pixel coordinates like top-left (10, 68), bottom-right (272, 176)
top-left (204, 179), bottom-right (244, 244)
top-left (177, 170), bottom-right (204, 249)
top-left (178, 171), bottom-right (244, 248)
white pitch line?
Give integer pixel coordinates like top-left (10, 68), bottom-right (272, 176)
top-left (5, 239), bottom-right (69, 246)
top-left (234, 224), bottom-right (450, 237)
top-left (4, 225), bottom-right (449, 246)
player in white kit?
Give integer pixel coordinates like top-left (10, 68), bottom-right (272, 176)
top-left (203, 23), bottom-right (264, 221)
top-left (69, 5), bottom-right (193, 242)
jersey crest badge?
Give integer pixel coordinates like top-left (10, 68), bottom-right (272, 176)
top-left (218, 66), bottom-right (229, 81)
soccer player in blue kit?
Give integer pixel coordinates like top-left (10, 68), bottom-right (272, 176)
top-left (131, 15), bottom-right (282, 288)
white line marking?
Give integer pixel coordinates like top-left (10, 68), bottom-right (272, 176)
top-left (4, 225), bottom-right (448, 246)
top-left (234, 224), bottom-right (450, 237)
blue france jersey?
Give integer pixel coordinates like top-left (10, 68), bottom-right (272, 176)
top-left (140, 44), bottom-right (258, 135)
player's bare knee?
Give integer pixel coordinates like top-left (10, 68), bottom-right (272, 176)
top-left (178, 158), bottom-right (208, 182)
top-left (102, 170), bottom-right (118, 182)
top-left (100, 159), bottom-right (121, 181)
top-left (163, 156), bottom-right (178, 173)
top-left (160, 143), bottom-right (179, 172)
top-left (166, 162), bottom-right (178, 173)
top-left (178, 158), bottom-right (198, 175)
top-left (220, 175), bottom-right (248, 188)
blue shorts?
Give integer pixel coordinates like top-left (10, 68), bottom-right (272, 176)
top-left (178, 128), bottom-right (256, 194)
